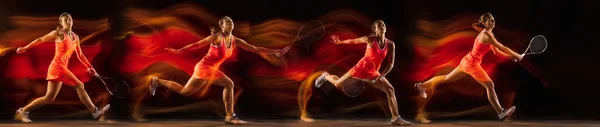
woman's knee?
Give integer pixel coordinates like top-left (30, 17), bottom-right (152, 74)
top-left (480, 81), bottom-right (495, 89)
top-left (221, 80), bottom-right (234, 89)
top-left (72, 83), bottom-right (85, 90)
top-left (443, 75), bottom-right (460, 82)
top-left (180, 89), bottom-right (196, 96)
top-left (375, 78), bottom-right (395, 95)
top-left (44, 94), bottom-right (58, 102)
top-left (384, 85), bottom-right (395, 95)
top-left (45, 96), bottom-right (56, 102)
top-left (214, 76), bottom-right (234, 89)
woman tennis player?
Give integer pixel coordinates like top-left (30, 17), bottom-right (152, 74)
top-left (14, 12), bottom-right (110, 123)
top-left (314, 20), bottom-right (411, 126)
top-left (148, 16), bottom-right (288, 125)
top-left (414, 12), bottom-right (523, 122)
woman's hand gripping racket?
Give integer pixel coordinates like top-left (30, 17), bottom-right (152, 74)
top-left (514, 35), bottom-right (547, 62)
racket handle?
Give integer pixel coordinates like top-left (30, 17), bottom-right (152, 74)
top-left (275, 51), bottom-right (283, 57)
top-left (275, 46), bottom-right (290, 57)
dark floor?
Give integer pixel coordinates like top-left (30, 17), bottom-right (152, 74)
top-left (2, 119), bottom-right (600, 127)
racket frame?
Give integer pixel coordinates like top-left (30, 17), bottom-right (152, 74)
top-left (523, 35), bottom-right (547, 55)
top-left (96, 75), bottom-right (130, 98)
top-left (286, 20), bottom-right (325, 48)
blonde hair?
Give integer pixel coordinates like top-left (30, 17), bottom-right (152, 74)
top-left (211, 16), bottom-right (232, 34)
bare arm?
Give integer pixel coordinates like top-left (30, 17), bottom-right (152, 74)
top-left (483, 32), bottom-right (523, 61)
top-left (381, 41), bottom-right (395, 76)
top-left (73, 34), bottom-right (98, 76)
top-left (330, 35), bottom-right (369, 45)
top-left (236, 37), bottom-right (282, 55)
top-left (16, 30), bottom-right (57, 54)
top-left (166, 34), bottom-right (216, 53)
top-left (491, 47), bottom-right (512, 58)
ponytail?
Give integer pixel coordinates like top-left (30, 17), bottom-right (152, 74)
top-left (472, 23), bottom-right (484, 32)
top-left (56, 26), bottom-right (64, 37)
top-left (210, 27), bottom-right (221, 34)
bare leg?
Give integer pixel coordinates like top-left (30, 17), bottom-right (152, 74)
top-left (471, 70), bottom-right (515, 120)
top-left (475, 80), bottom-right (503, 114)
top-left (62, 73), bottom-right (110, 118)
top-left (211, 72), bottom-right (246, 125)
top-left (421, 68), bottom-right (467, 88)
top-left (415, 68), bottom-right (466, 123)
top-left (22, 81), bottom-right (62, 112)
top-left (155, 77), bottom-right (207, 97)
top-left (415, 67), bottom-right (467, 99)
top-left (73, 84), bottom-right (97, 113)
top-left (369, 77), bottom-right (400, 118)
top-left (324, 72), bottom-right (353, 91)
top-left (465, 66), bottom-right (507, 115)
top-left (15, 81), bottom-right (62, 123)
top-left (299, 72), bottom-right (323, 122)
top-left (150, 72), bottom-right (243, 124)
top-left (370, 77), bottom-right (410, 126)
top-left (214, 76), bottom-right (234, 118)
top-left (55, 72), bottom-right (97, 114)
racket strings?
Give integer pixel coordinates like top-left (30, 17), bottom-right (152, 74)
top-left (292, 21), bottom-right (325, 47)
top-left (342, 78), bottom-right (365, 97)
top-left (531, 39), bottom-right (547, 53)
top-left (527, 35), bottom-right (548, 54)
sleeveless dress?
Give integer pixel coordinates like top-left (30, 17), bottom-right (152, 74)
top-left (46, 31), bottom-right (88, 86)
top-left (192, 33), bottom-right (235, 80)
top-left (458, 30), bottom-right (494, 82)
top-left (348, 38), bottom-right (389, 82)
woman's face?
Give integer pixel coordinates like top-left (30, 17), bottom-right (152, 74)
top-left (483, 16), bottom-right (495, 29)
top-left (221, 18), bottom-right (234, 33)
top-left (373, 22), bottom-right (386, 37)
top-left (60, 15), bottom-right (73, 29)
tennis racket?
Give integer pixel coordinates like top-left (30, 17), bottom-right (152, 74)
top-left (276, 20), bottom-right (325, 57)
top-left (341, 78), bottom-right (366, 97)
top-left (96, 75), bottom-right (130, 98)
top-left (523, 35), bottom-right (548, 55)
top-left (514, 35), bottom-right (547, 62)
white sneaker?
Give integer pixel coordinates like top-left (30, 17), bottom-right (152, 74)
top-left (390, 117), bottom-right (411, 126)
top-left (498, 106), bottom-right (516, 120)
top-left (314, 72), bottom-right (328, 88)
top-left (225, 113), bottom-right (247, 125)
top-left (92, 104), bottom-right (111, 119)
top-left (149, 76), bottom-right (159, 96)
top-left (14, 108), bottom-right (32, 123)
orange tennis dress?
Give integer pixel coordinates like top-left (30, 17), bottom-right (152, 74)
top-left (349, 38), bottom-right (388, 82)
top-left (192, 33), bottom-right (235, 80)
top-left (46, 31), bottom-right (88, 86)
top-left (458, 30), bottom-right (493, 82)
